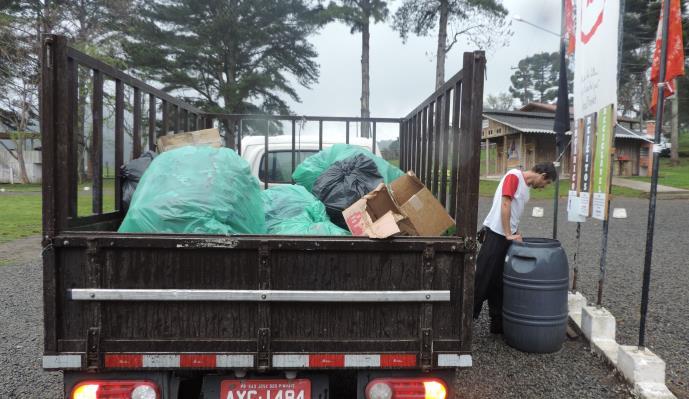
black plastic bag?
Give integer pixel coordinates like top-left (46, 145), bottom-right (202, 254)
top-left (120, 150), bottom-right (156, 211)
top-left (312, 154), bottom-right (383, 228)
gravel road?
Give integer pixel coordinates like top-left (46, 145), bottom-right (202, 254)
top-left (502, 197), bottom-right (689, 398)
top-left (0, 259), bottom-right (62, 397)
top-left (1, 197), bottom-right (686, 398)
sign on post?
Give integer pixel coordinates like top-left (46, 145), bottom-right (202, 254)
top-left (568, 120), bottom-right (587, 222)
top-left (592, 105), bottom-right (615, 220)
top-left (578, 113), bottom-right (596, 217)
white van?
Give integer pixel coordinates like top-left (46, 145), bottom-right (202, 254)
top-left (241, 134), bottom-right (380, 188)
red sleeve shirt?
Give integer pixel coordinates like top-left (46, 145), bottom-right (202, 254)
top-left (501, 174), bottom-right (519, 199)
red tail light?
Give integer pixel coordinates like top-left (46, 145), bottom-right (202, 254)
top-left (365, 378), bottom-right (447, 399)
top-left (71, 380), bottom-right (159, 399)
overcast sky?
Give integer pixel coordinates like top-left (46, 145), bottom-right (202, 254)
top-left (284, 0), bottom-right (562, 140)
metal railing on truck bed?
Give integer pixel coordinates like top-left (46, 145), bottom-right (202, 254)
top-left (40, 34), bottom-right (485, 373)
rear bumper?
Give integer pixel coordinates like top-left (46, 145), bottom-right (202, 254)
top-left (64, 369), bottom-right (459, 398)
top-left (44, 353), bottom-right (472, 372)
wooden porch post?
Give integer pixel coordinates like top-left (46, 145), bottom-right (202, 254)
top-left (485, 138), bottom-right (490, 177)
top-left (519, 132), bottom-right (524, 170)
top-left (502, 134), bottom-right (507, 173)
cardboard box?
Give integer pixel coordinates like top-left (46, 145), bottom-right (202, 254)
top-left (390, 172), bottom-right (455, 236)
top-left (343, 172), bottom-right (455, 238)
top-left (156, 128), bottom-right (222, 152)
top-left (342, 184), bottom-right (416, 239)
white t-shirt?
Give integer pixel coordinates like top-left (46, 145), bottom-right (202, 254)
top-left (483, 169), bottom-right (530, 236)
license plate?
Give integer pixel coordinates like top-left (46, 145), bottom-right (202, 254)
top-left (220, 379), bottom-right (311, 399)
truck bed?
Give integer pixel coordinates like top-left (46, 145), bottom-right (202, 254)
top-left (40, 35), bottom-right (485, 377)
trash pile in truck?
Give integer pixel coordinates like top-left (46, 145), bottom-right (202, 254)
top-left (118, 128), bottom-right (455, 238)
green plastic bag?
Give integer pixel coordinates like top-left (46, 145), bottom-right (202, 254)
top-left (292, 144), bottom-right (404, 192)
top-left (261, 185), bottom-right (350, 236)
top-left (119, 146), bottom-right (266, 235)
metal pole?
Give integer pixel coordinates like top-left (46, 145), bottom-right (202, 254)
top-left (571, 222), bottom-right (581, 292)
top-left (514, 17), bottom-right (561, 37)
top-left (553, 166), bottom-right (561, 239)
top-left (596, 222), bottom-right (609, 306)
top-left (553, 0), bottom-right (566, 239)
top-left (597, 153), bottom-right (615, 307)
top-left (639, 0), bottom-right (671, 349)
top-left (596, 0), bottom-right (627, 308)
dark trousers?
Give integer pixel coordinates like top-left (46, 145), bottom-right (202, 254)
top-left (473, 228), bottom-right (512, 320)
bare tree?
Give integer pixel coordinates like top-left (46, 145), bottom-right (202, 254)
top-left (0, 2), bottom-right (59, 183)
top-left (0, 80), bottom-right (38, 184)
top-left (485, 92), bottom-right (514, 111)
top-left (61, 0), bottom-right (134, 181)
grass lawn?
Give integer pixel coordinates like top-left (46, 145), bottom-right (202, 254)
top-left (678, 132), bottom-right (689, 157)
top-left (479, 179), bottom-right (644, 200)
top-left (0, 180), bottom-right (116, 244)
top-left (0, 183), bottom-right (42, 192)
top-left (622, 131), bottom-right (689, 190)
top-left (480, 145), bottom-right (498, 176)
top-left (1, 179), bottom-right (116, 193)
top-left (627, 158), bottom-right (689, 190)
top-left (0, 194), bottom-right (42, 243)
top-left (0, 175), bottom-right (645, 244)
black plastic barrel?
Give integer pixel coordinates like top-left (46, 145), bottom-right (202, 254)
top-left (502, 238), bottom-right (569, 353)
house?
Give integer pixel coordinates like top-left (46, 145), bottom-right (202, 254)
top-left (481, 103), bottom-right (651, 177)
top-left (0, 121), bottom-right (42, 183)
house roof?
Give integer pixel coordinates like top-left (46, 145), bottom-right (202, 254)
top-left (483, 110), bottom-right (650, 141)
top-left (519, 102), bottom-right (566, 113)
top-left (516, 102), bottom-right (640, 124)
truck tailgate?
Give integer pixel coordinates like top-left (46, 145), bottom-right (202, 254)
top-left (44, 234), bottom-right (473, 371)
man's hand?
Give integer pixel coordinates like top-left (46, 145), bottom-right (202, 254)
top-left (506, 234), bottom-right (523, 242)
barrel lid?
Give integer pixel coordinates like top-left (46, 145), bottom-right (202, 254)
top-left (512, 238), bottom-right (562, 248)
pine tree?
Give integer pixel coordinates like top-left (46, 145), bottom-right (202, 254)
top-left (509, 52), bottom-right (572, 107)
top-left (122, 0), bottom-right (325, 133)
top-left (326, 0), bottom-right (390, 138)
top-left (617, 0), bottom-right (661, 119)
top-left (618, 0), bottom-right (689, 165)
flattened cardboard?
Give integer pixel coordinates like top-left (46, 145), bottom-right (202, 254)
top-left (343, 171), bottom-right (455, 238)
top-left (390, 172), bottom-right (456, 236)
top-left (342, 184), bottom-right (414, 239)
top-left (156, 128), bottom-right (222, 152)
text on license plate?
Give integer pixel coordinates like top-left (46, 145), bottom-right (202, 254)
top-left (220, 379), bottom-right (311, 399)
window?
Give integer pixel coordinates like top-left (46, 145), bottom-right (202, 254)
top-left (259, 150), bottom-right (317, 183)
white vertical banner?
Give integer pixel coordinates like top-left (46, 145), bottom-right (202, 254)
top-left (573, 0), bottom-right (620, 120)
top-left (571, 0), bottom-right (620, 220)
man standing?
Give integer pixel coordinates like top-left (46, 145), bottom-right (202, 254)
top-left (474, 162), bottom-right (557, 333)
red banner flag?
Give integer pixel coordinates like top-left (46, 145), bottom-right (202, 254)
top-left (565, 0), bottom-right (576, 55)
top-left (650, 0), bottom-right (685, 113)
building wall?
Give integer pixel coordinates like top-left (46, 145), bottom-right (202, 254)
top-left (482, 119), bottom-right (512, 139)
top-left (482, 120), bottom-right (642, 177)
top-left (614, 138), bottom-right (640, 177)
top-left (488, 133), bottom-right (572, 177)
top-left (0, 149), bottom-right (42, 183)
